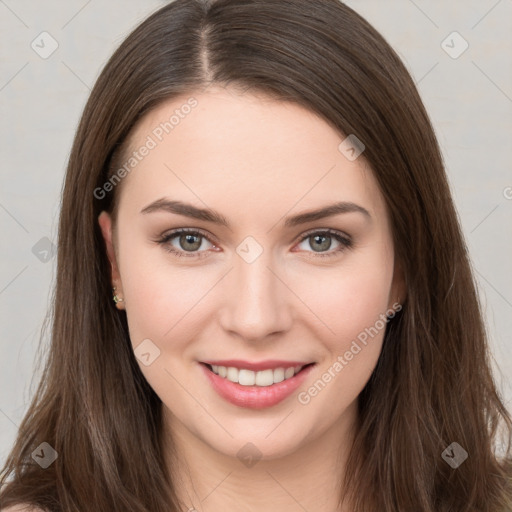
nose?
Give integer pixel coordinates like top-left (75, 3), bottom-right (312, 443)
top-left (218, 250), bottom-right (293, 342)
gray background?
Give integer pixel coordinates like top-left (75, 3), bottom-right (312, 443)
top-left (1, 0), bottom-right (511, 464)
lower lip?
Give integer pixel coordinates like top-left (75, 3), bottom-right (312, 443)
top-left (200, 363), bottom-right (315, 409)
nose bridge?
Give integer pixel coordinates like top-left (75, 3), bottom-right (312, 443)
top-left (219, 246), bottom-right (290, 340)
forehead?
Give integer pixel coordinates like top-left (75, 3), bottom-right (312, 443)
top-left (117, 86), bottom-right (387, 224)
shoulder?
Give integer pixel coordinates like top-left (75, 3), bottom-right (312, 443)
top-left (2, 505), bottom-right (46, 512)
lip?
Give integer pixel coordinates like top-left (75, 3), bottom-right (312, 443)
top-left (201, 359), bottom-right (312, 372)
top-left (199, 362), bottom-right (316, 409)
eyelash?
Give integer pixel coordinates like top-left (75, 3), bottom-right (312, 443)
top-left (155, 227), bottom-right (353, 260)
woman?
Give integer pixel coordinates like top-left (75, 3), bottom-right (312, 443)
top-left (1, 0), bottom-right (511, 511)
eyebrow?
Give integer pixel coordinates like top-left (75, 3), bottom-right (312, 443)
top-left (140, 198), bottom-right (372, 228)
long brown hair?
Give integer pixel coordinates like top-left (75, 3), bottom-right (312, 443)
top-left (1, 1), bottom-right (511, 510)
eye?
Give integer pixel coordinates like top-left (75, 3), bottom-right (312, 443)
top-left (294, 229), bottom-right (352, 258)
top-left (156, 228), bottom-right (217, 259)
top-left (155, 228), bottom-right (352, 259)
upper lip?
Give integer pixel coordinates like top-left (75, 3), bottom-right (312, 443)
top-left (201, 359), bottom-right (314, 372)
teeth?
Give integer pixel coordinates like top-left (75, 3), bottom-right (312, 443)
top-left (209, 364), bottom-right (305, 386)
top-left (255, 369), bottom-right (273, 386)
top-left (239, 369), bottom-right (255, 386)
top-left (227, 367), bottom-right (239, 382)
top-left (273, 368), bottom-right (284, 383)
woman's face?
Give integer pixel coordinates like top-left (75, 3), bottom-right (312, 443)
top-left (99, 86), bottom-right (404, 461)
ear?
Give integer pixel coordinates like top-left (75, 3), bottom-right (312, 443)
top-left (98, 211), bottom-right (122, 291)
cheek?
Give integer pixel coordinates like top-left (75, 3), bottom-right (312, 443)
top-left (288, 248), bottom-right (394, 398)
top-left (118, 238), bottom-right (219, 360)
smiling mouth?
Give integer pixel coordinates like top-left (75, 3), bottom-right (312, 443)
top-left (202, 362), bottom-right (315, 387)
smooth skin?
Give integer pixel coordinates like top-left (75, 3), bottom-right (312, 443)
top-left (97, 86), bottom-right (406, 512)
